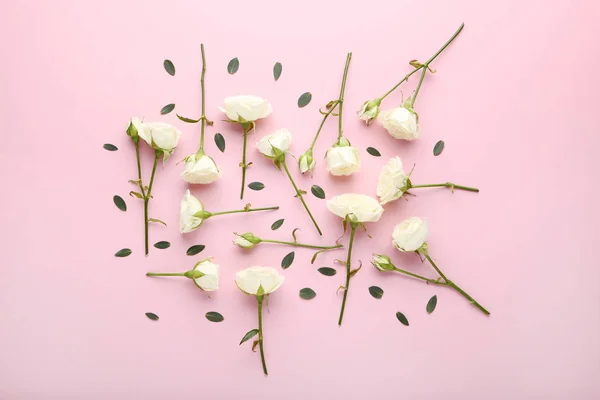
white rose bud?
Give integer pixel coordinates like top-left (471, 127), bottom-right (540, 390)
top-left (235, 266), bottom-right (285, 296)
top-left (188, 259), bottom-right (220, 291)
top-left (371, 254), bottom-right (396, 272)
top-left (234, 232), bottom-right (262, 248)
top-left (379, 106), bottom-right (421, 141)
top-left (357, 99), bottom-right (381, 126)
top-left (377, 157), bottom-right (409, 205)
top-left (137, 121), bottom-right (182, 162)
top-left (179, 189), bottom-right (208, 233)
top-left (298, 149), bottom-right (316, 174)
top-left (219, 95), bottom-right (272, 123)
top-left (326, 193), bottom-right (384, 223)
top-left (326, 140), bottom-right (361, 176)
top-left (181, 153), bottom-right (220, 184)
top-left (392, 217), bottom-right (429, 252)
top-left (256, 128), bottom-right (292, 158)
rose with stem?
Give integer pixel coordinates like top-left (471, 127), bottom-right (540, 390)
top-left (234, 231), bottom-right (343, 252)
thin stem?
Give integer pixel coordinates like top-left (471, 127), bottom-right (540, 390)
top-left (146, 272), bottom-right (186, 277)
top-left (134, 141), bottom-right (146, 198)
top-left (337, 52), bottom-right (352, 141)
top-left (410, 182), bottom-right (480, 193)
top-left (424, 23), bottom-right (464, 66)
top-left (282, 160), bottom-right (322, 235)
top-left (261, 239), bottom-right (343, 251)
top-left (257, 296), bottom-right (268, 375)
top-left (310, 101), bottom-right (339, 148)
top-left (338, 224), bottom-right (357, 326)
top-left (410, 67), bottom-right (427, 107)
top-left (199, 43), bottom-right (207, 150)
top-left (210, 206), bottom-right (279, 217)
top-left (144, 151), bottom-right (160, 256)
top-left (380, 68), bottom-right (422, 100)
top-left (423, 253), bottom-right (449, 281)
top-left (240, 124), bottom-right (252, 200)
top-left (392, 267), bottom-right (446, 285)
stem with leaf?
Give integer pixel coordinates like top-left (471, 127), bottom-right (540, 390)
top-left (240, 123), bottom-right (253, 199)
top-left (256, 295), bottom-right (268, 375)
top-left (410, 182), bottom-right (479, 193)
top-left (338, 222), bottom-right (357, 326)
top-left (210, 206), bottom-right (279, 217)
top-left (282, 159), bottom-right (322, 235)
top-left (261, 239), bottom-right (342, 251)
top-left (143, 150), bottom-right (161, 256)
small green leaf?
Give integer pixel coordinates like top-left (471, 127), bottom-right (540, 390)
top-left (297, 92), bottom-right (312, 108)
top-left (163, 59), bottom-right (175, 76)
top-left (145, 312), bottom-right (159, 321)
top-left (129, 191), bottom-right (143, 199)
top-left (148, 218), bottom-right (167, 226)
top-left (205, 311), bottom-right (224, 322)
top-left (271, 219), bottom-right (284, 231)
top-left (310, 185), bottom-right (325, 199)
top-left (273, 62), bottom-right (282, 81)
top-left (299, 288), bottom-right (316, 300)
top-left (248, 182), bottom-right (264, 191)
top-left (214, 133), bottom-right (226, 153)
top-left (426, 295), bottom-right (438, 314)
top-left (433, 140), bottom-right (445, 156)
top-left (115, 248), bottom-right (132, 257)
top-left (317, 267), bottom-right (337, 276)
top-left (239, 329), bottom-right (259, 345)
top-left (281, 251), bottom-right (295, 269)
top-left (227, 57), bottom-right (239, 74)
top-left (160, 103), bottom-right (175, 115)
top-left (154, 241), bottom-right (170, 249)
top-left (103, 143), bottom-right (118, 151)
top-left (113, 195), bottom-right (126, 212)
top-left (368, 286), bottom-right (384, 299)
top-left (366, 147), bottom-right (381, 157)
top-left (186, 244), bottom-right (206, 256)
top-left (176, 114), bottom-right (201, 123)
top-left (396, 312), bottom-right (409, 326)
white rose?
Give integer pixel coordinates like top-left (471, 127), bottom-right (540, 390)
top-left (357, 99), bottom-right (381, 126)
top-left (192, 259), bottom-right (220, 291)
top-left (235, 266), bottom-right (285, 295)
top-left (377, 157), bottom-right (409, 205)
top-left (137, 121), bottom-right (182, 161)
top-left (298, 149), bottom-right (316, 174)
top-left (371, 254), bottom-right (395, 272)
top-left (256, 128), bottom-right (292, 158)
top-left (179, 189), bottom-right (205, 233)
top-left (392, 217), bottom-right (429, 252)
top-left (219, 95), bottom-right (272, 123)
top-left (379, 107), bottom-right (420, 140)
top-left (326, 193), bottom-right (384, 223)
top-left (326, 145), bottom-right (361, 176)
top-left (181, 153), bottom-right (220, 184)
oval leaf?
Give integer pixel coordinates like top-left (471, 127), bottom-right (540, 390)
top-left (163, 59), bottom-right (175, 76)
top-left (145, 312), bottom-right (159, 321)
top-left (271, 219), bottom-right (284, 231)
top-left (227, 57), bottom-right (239, 74)
top-left (248, 182), bottom-right (264, 191)
top-left (113, 195), bottom-right (127, 212)
top-left (426, 295), bottom-right (438, 314)
top-left (239, 329), bottom-right (259, 345)
top-left (396, 311), bottom-right (409, 326)
top-left (368, 286), bottom-right (384, 299)
top-left (433, 140), bottom-right (445, 156)
top-left (160, 103), bottom-right (175, 115)
top-left (317, 267), bottom-right (337, 276)
top-left (273, 62), bottom-right (282, 81)
top-left (186, 244), bottom-right (206, 256)
top-left (103, 143), bottom-right (118, 151)
top-left (214, 133), bottom-right (226, 153)
top-left (205, 311), bottom-right (224, 322)
top-left (297, 92), bottom-right (312, 108)
top-left (154, 241), bottom-right (170, 249)
top-left (115, 248), bottom-right (132, 257)
top-left (176, 114), bottom-right (201, 123)
top-left (366, 147), bottom-right (381, 157)
top-left (310, 185), bottom-right (325, 199)
top-left (281, 251), bottom-right (295, 269)
top-left (299, 288), bottom-right (316, 300)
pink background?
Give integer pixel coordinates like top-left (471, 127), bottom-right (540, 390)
top-left (1, 0), bottom-right (599, 398)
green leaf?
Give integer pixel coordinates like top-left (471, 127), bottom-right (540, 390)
top-left (186, 244), bottom-right (206, 256)
top-left (273, 62), bottom-right (282, 81)
top-left (113, 195), bottom-right (126, 211)
top-left (160, 103), bottom-right (175, 115)
top-left (239, 329), bottom-right (259, 345)
top-left (227, 57), bottom-right (239, 74)
top-left (148, 218), bottom-right (167, 226)
top-left (297, 92), bottom-right (312, 108)
top-left (176, 114), bottom-right (201, 123)
top-left (103, 143), bottom-right (118, 151)
top-left (396, 312), bottom-right (409, 326)
top-left (115, 248), bottom-right (132, 257)
top-left (281, 251), bottom-right (295, 269)
top-left (433, 140), bottom-right (445, 156)
top-left (145, 312), bottom-right (159, 321)
top-left (310, 185), bottom-right (325, 199)
top-left (248, 182), bottom-right (264, 191)
top-left (214, 133), bottom-right (226, 153)
top-left (426, 295), bottom-right (437, 314)
top-left (205, 311), bottom-right (224, 322)
top-left (317, 267), bottom-right (337, 276)
top-left (368, 286), bottom-right (384, 299)
top-left (366, 147), bottom-right (381, 157)
top-left (154, 241), bottom-right (170, 249)
top-left (299, 288), bottom-right (316, 300)
top-left (163, 59), bottom-right (175, 76)
top-left (271, 219), bottom-right (284, 231)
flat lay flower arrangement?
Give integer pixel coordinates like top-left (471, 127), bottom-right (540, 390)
top-left (106, 23), bottom-right (489, 376)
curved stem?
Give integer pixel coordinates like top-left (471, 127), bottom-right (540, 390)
top-left (338, 223), bottom-right (357, 326)
top-left (310, 101), bottom-right (339, 148)
top-left (257, 296), bottom-right (268, 375)
top-left (210, 206), bottom-right (279, 217)
top-left (146, 272), bottom-right (186, 277)
top-left (337, 52), bottom-right (352, 141)
top-left (143, 151), bottom-right (160, 256)
top-left (261, 239), bottom-right (342, 250)
top-left (282, 159), bottom-right (322, 235)
top-left (199, 43), bottom-right (207, 150)
top-left (411, 182), bottom-right (479, 192)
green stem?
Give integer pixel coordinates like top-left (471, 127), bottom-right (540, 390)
top-left (410, 67), bottom-right (428, 107)
top-left (134, 141), bottom-right (146, 198)
top-left (410, 182), bottom-right (480, 193)
top-left (282, 159), bottom-right (322, 235)
top-left (199, 43), bottom-right (207, 150)
top-left (337, 52), bottom-right (352, 141)
top-left (392, 267), bottom-right (446, 285)
top-left (144, 151), bottom-right (160, 256)
top-left (338, 223), bottom-right (357, 326)
top-left (423, 23), bottom-right (465, 66)
top-left (261, 239), bottom-right (342, 251)
top-left (240, 124), bottom-right (252, 200)
top-left (146, 272), bottom-right (186, 277)
top-left (379, 68), bottom-right (422, 100)
top-left (310, 101), bottom-right (339, 148)
top-left (257, 295), bottom-right (268, 376)
top-left (210, 206), bottom-right (279, 217)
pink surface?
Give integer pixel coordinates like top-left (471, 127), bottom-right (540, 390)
top-left (1, 0), bottom-right (599, 398)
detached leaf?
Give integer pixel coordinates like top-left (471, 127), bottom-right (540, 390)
top-left (205, 311), bottom-right (224, 322)
top-left (426, 295), bottom-right (438, 314)
top-left (148, 218), bottom-right (167, 226)
top-left (214, 133), bottom-right (226, 152)
top-left (248, 182), bottom-right (264, 191)
top-left (433, 140), bottom-right (445, 156)
top-left (186, 244), bottom-right (205, 256)
top-left (396, 312), bottom-right (409, 326)
top-left (113, 195), bottom-right (127, 211)
top-left (227, 57), bottom-right (239, 74)
top-left (115, 248), bottom-right (132, 257)
top-left (145, 312), bottom-right (159, 321)
top-left (163, 59), bottom-right (175, 76)
top-left (310, 185), bottom-right (325, 199)
top-left (299, 288), bottom-right (316, 300)
top-left (154, 241), bottom-right (170, 249)
top-left (366, 147), bottom-right (381, 157)
top-left (103, 143), bottom-right (118, 151)
top-left (176, 114), bottom-right (201, 123)
top-left (273, 62), bottom-right (282, 81)
top-left (368, 286), bottom-right (384, 299)
top-left (160, 103), bottom-right (175, 115)
top-left (240, 329), bottom-right (259, 345)
top-left (271, 219), bottom-right (284, 231)
top-left (318, 267), bottom-right (337, 276)
top-left (281, 251), bottom-right (295, 269)
top-left (297, 92), bottom-right (312, 108)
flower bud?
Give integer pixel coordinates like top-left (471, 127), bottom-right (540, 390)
top-left (127, 118), bottom-right (141, 143)
top-left (337, 137), bottom-right (351, 147)
top-left (184, 269), bottom-right (205, 279)
top-left (193, 210), bottom-right (213, 219)
top-left (298, 149), bottom-right (316, 174)
top-left (357, 99), bottom-right (381, 126)
top-left (371, 254), bottom-right (395, 272)
top-left (234, 232), bottom-right (262, 248)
